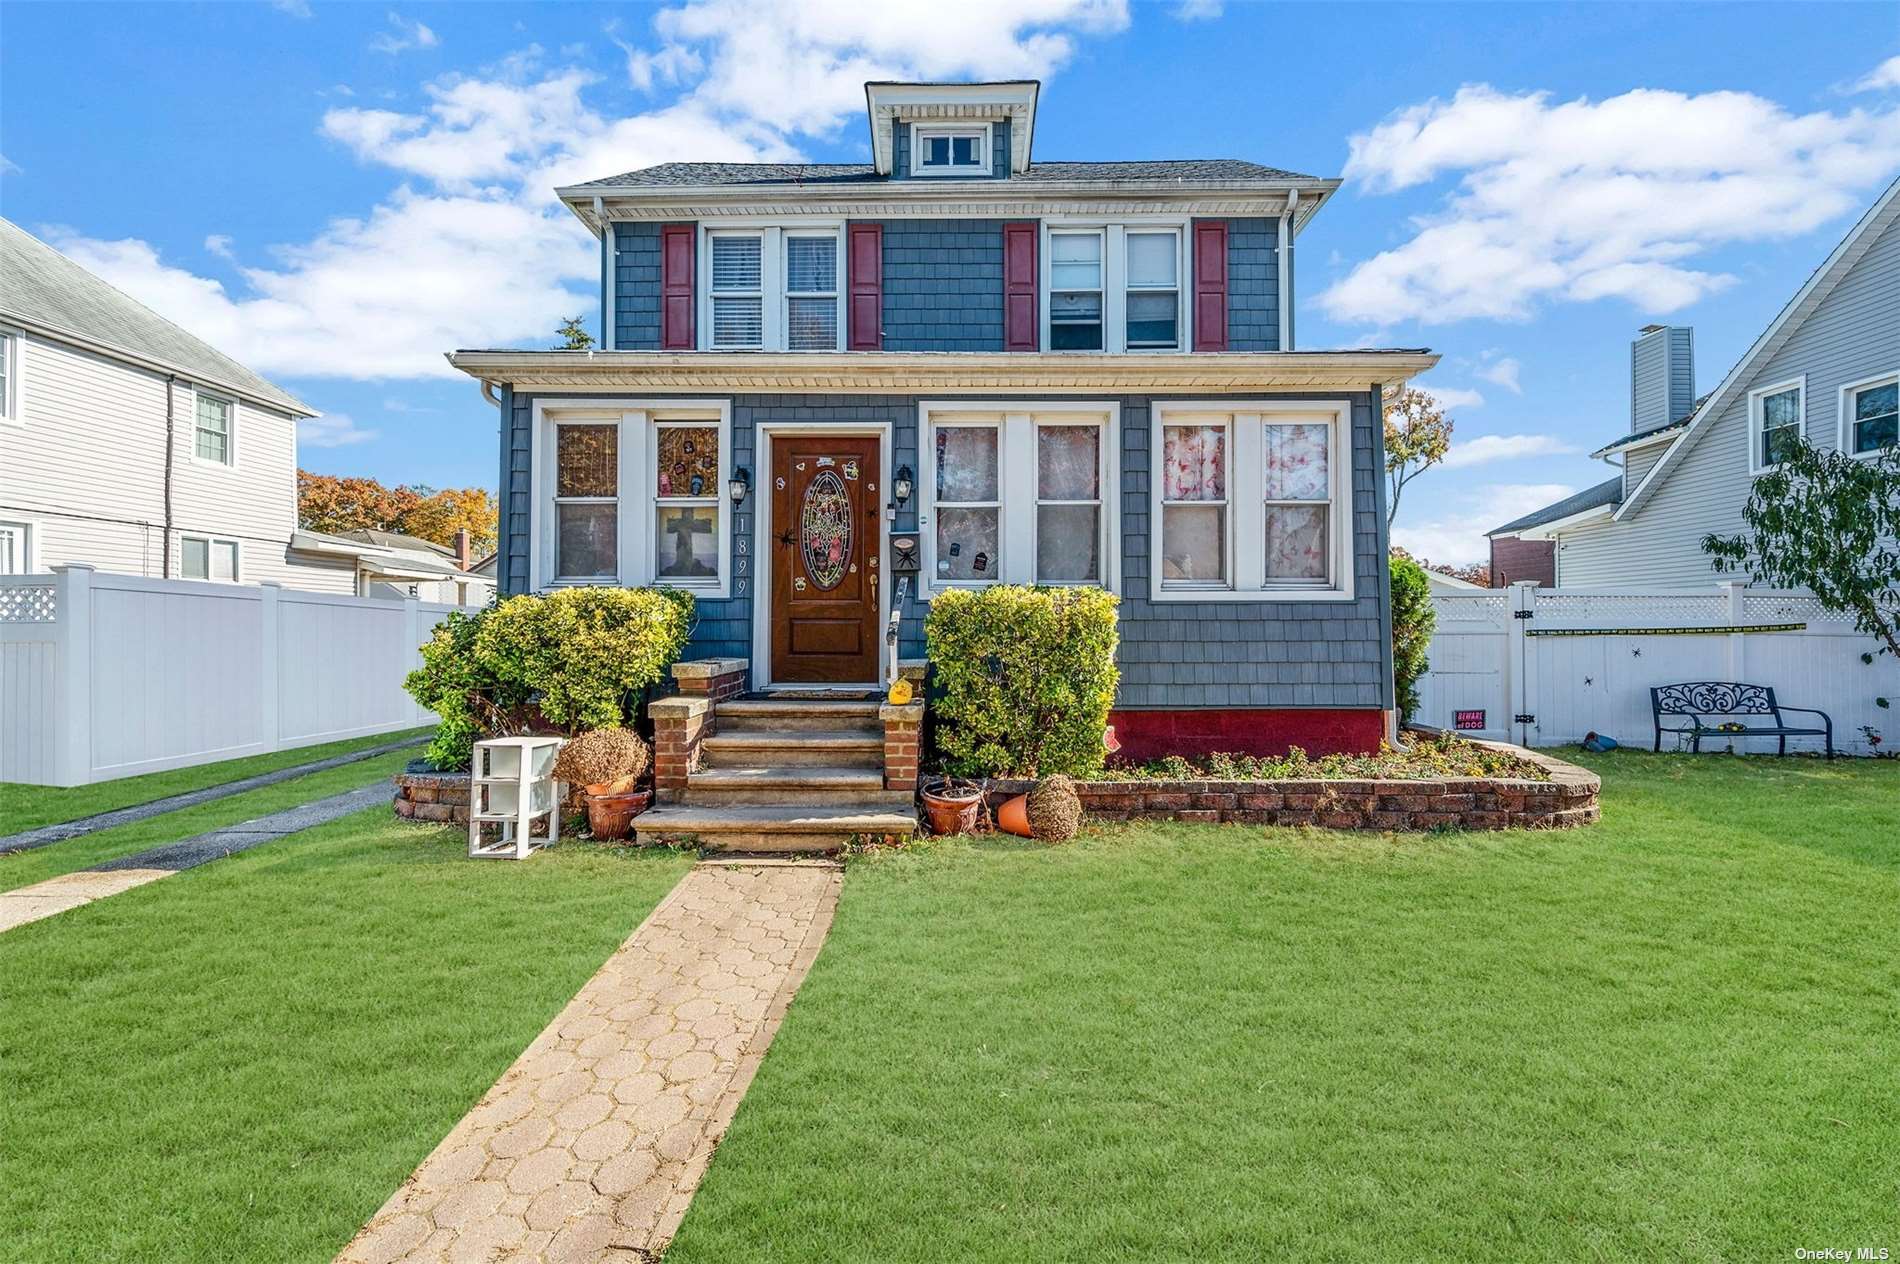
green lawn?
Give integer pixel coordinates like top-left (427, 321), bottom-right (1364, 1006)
top-left (0, 745), bottom-right (426, 893)
top-left (667, 751), bottom-right (1900, 1263)
top-left (0, 727), bottom-right (432, 836)
top-left (0, 810), bottom-right (691, 1264)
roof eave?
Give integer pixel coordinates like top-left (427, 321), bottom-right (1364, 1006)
top-left (1512, 503), bottom-right (1616, 541)
top-left (555, 174), bottom-right (1341, 212)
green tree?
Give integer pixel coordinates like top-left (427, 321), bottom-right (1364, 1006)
top-left (1383, 387), bottom-right (1455, 527)
top-left (1389, 553), bottom-right (1435, 724)
top-left (556, 316), bottom-right (595, 350)
top-left (1702, 438), bottom-right (1900, 657)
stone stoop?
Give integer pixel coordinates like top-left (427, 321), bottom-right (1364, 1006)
top-left (645, 672), bottom-right (919, 853)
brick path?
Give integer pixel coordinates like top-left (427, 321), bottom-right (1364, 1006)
top-left (336, 857), bottom-right (843, 1264)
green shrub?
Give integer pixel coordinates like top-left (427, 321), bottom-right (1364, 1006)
top-left (1389, 553), bottom-right (1435, 725)
top-left (403, 586), bottom-right (694, 770)
top-left (925, 585), bottom-right (1120, 778)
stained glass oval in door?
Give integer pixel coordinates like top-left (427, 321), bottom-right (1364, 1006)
top-left (800, 469), bottom-right (852, 590)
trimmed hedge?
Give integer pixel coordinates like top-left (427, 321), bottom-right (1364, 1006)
top-left (925, 585), bottom-right (1120, 778)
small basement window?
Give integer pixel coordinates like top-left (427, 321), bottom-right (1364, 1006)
top-left (912, 125), bottom-right (990, 176)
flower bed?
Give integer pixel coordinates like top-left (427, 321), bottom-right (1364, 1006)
top-left (986, 739), bottom-right (1598, 831)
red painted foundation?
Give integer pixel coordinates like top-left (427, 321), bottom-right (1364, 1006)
top-left (1106, 709), bottom-right (1386, 762)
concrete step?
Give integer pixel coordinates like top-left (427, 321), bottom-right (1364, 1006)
top-left (638, 802), bottom-right (918, 854)
top-left (681, 765), bottom-right (911, 806)
top-left (714, 699), bottom-right (884, 734)
top-left (702, 728), bottom-right (884, 769)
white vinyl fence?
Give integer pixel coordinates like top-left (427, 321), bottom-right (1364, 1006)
top-left (0, 565), bottom-right (471, 786)
top-left (1418, 582), bottom-right (1898, 756)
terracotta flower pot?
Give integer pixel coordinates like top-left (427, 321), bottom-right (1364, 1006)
top-left (583, 774), bottom-right (638, 796)
top-left (995, 793), bottom-right (1033, 838)
top-left (920, 784), bottom-right (983, 836)
top-left (585, 788), bottom-right (651, 840)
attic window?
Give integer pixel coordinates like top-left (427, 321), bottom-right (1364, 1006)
top-left (913, 125), bottom-right (989, 176)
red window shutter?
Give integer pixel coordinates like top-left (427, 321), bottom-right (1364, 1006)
top-left (1003, 221), bottom-right (1039, 351)
top-left (1192, 220), bottom-right (1228, 352)
top-left (660, 223), bottom-right (695, 350)
top-left (847, 223), bottom-right (883, 350)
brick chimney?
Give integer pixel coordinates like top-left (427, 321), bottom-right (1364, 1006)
top-left (1630, 325), bottom-right (1695, 433)
top-left (453, 528), bottom-right (472, 570)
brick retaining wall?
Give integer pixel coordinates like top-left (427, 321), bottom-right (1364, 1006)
top-left (393, 771), bottom-right (471, 825)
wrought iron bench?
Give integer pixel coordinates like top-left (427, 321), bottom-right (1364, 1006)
top-left (1650, 682), bottom-right (1834, 758)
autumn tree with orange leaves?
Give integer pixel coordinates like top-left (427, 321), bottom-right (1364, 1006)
top-left (297, 471), bottom-right (498, 555)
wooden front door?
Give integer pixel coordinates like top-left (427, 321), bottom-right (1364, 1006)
top-left (770, 435), bottom-right (881, 683)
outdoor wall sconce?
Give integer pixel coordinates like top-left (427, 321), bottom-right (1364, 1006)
top-left (728, 466), bottom-right (750, 504)
top-left (893, 465), bottom-right (914, 506)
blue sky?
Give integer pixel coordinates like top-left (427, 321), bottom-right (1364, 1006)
top-left (3, 1), bottom-right (1897, 562)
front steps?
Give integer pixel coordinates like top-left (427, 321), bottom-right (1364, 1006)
top-left (641, 694), bottom-right (917, 853)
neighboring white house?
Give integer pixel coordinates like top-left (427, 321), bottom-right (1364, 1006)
top-left (0, 218), bottom-right (482, 600)
top-left (1501, 177), bottom-right (1898, 586)
top-left (293, 527), bottom-right (496, 605)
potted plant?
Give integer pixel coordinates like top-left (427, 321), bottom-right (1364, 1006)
top-left (919, 775), bottom-right (984, 836)
top-left (553, 727), bottom-right (652, 840)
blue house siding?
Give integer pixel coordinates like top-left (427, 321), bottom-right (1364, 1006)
top-left (500, 390), bottom-right (1390, 711)
top-left (876, 219), bottom-right (1007, 350)
top-left (1225, 217), bottom-right (1280, 351)
top-left (500, 386), bottom-right (531, 596)
top-left (612, 223), bottom-right (665, 351)
top-left (893, 121), bottom-right (1010, 180)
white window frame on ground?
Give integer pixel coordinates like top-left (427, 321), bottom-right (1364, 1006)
top-left (1838, 370), bottom-right (1899, 459)
top-left (0, 519), bottom-right (36, 574)
top-left (911, 123), bottom-right (991, 177)
top-left (1149, 400), bottom-right (1355, 604)
top-left (180, 533), bottom-right (241, 582)
top-left (529, 398), bottom-right (732, 596)
top-left (0, 328), bottom-right (21, 423)
top-left (191, 386), bottom-right (237, 468)
top-left (1040, 219), bottom-right (1191, 353)
top-left (1747, 376), bottom-right (1805, 475)
top-left (917, 401), bottom-right (1119, 597)
top-left (783, 230), bottom-right (843, 352)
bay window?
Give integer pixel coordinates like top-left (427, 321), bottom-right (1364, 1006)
top-left (1151, 402), bottom-right (1354, 602)
top-left (1842, 374), bottom-right (1898, 456)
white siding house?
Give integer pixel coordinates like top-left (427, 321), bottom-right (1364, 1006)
top-left (1504, 178), bottom-right (1899, 587)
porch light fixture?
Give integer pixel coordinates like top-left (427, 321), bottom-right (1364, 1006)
top-left (728, 466), bottom-right (750, 504)
top-left (893, 464), bottom-right (914, 506)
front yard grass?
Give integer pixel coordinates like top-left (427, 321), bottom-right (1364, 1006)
top-left (0, 809), bottom-right (692, 1264)
top-left (0, 726), bottom-right (432, 836)
top-left (667, 751), bottom-right (1900, 1263)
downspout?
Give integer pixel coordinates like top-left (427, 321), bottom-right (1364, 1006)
top-left (1369, 379), bottom-right (1409, 752)
top-left (162, 373), bottom-right (177, 577)
top-left (1277, 190), bottom-right (1298, 351)
top-left (596, 196), bottom-right (614, 351)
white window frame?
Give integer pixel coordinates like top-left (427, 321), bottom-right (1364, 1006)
top-left (782, 229), bottom-right (844, 352)
top-left (1838, 370), bottom-right (1899, 460)
top-left (190, 386), bottom-right (238, 469)
top-left (529, 398), bottom-right (732, 597)
top-left (0, 518), bottom-right (38, 574)
top-left (1040, 218), bottom-right (1191, 354)
top-left (550, 417), bottom-right (622, 584)
top-left (704, 229), bottom-right (766, 351)
top-left (911, 123), bottom-right (992, 177)
top-left (697, 222), bottom-right (845, 352)
top-left (179, 533), bottom-right (242, 583)
top-left (649, 417), bottom-right (727, 591)
top-left (1044, 227), bottom-right (1106, 354)
top-left (1747, 375), bottom-right (1805, 476)
top-left (917, 400), bottom-right (1119, 598)
top-left (0, 327), bottom-right (22, 424)
top-left (1149, 400), bottom-right (1356, 604)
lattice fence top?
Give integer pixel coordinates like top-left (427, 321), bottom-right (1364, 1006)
top-left (0, 584), bottom-right (57, 623)
top-left (1431, 593), bottom-right (1510, 630)
top-left (1534, 591), bottom-right (1727, 627)
top-left (1742, 593), bottom-right (1858, 626)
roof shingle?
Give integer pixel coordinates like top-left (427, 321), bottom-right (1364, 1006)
top-left (567, 158), bottom-right (1318, 190)
top-left (1488, 477), bottom-right (1623, 537)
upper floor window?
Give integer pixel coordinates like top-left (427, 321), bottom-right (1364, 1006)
top-left (1125, 231), bottom-right (1181, 350)
top-left (0, 520), bottom-right (33, 574)
top-left (701, 226), bottom-right (843, 352)
top-left (194, 390), bottom-right (235, 465)
top-left (1048, 230), bottom-right (1104, 351)
top-left (0, 330), bottom-right (17, 422)
top-left (1748, 378), bottom-right (1804, 474)
top-left (1843, 374), bottom-right (1898, 457)
top-left (709, 233), bottom-right (764, 350)
top-left (181, 534), bottom-right (240, 582)
top-left (913, 125), bottom-right (990, 176)
top-left (785, 234), bottom-right (839, 352)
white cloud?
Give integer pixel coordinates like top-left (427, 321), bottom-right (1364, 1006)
top-left (370, 12), bottom-right (439, 55)
top-left (1851, 55), bottom-right (1900, 93)
top-left (271, 0), bottom-right (312, 17)
top-left (1418, 384), bottom-right (1485, 410)
top-left (1172, 0), bottom-right (1223, 19)
top-left (1321, 81), bottom-right (1900, 325)
top-left (1393, 482), bottom-right (1576, 565)
top-left (1475, 355), bottom-right (1521, 393)
top-left (299, 413), bottom-right (378, 447)
top-left (1440, 434), bottom-right (1580, 470)
top-left (203, 233), bottom-right (236, 260)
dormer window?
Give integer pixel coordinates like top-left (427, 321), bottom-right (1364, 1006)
top-left (913, 124), bottom-right (990, 176)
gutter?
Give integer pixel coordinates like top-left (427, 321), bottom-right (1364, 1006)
top-left (162, 373), bottom-right (176, 578)
top-left (1278, 189), bottom-right (1297, 351)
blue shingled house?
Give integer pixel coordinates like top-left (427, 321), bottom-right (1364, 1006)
top-left (449, 80), bottom-right (1436, 778)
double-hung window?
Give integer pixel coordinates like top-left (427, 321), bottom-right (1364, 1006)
top-left (785, 234), bottom-right (839, 351)
top-left (180, 535), bottom-right (239, 582)
top-left (709, 233), bottom-right (764, 349)
top-left (1152, 402), bottom-right (1352, 602)
top-left (1125, 231), bottom-right (1181, 350)
top-left (1844, 375), bottom-right (1898, 456)
top-left (653, 421), bottom-right (720, 583)
top-left (0, 521), bottom-right (31, 574)
top-left (1749, 379), bottom-right (1805, 472)
top-left (1036, 423), bottom-right (1105, 583)
top-left (913, 125), bottom-right (989, 176)
top-left (931, 421), bottom-right (1002, 583)
top-left (554, 421), bottom-right (619, 581)
top-left (1048, 231), bottom-right (1104, 351)
top-left (194, 390), bottom-right (234, 465)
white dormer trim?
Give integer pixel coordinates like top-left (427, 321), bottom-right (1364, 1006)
top-left (864, 81), bottom-right (1038, 176)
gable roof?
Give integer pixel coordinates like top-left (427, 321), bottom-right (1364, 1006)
top-left (1615, 175), bottom-right (1900, 520)
top-left (1487, 476), bottom-right (1622, 537)
top-left (0, 218), bottom-right (312, 416)
top-left (564, 157), bottom-right (1318, 191)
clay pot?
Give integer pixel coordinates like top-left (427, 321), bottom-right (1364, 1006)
top-left (995, 793), bottom-right (1033, 838)
top-left (920, 783), bottom-right (983, 836)
top-left (583, 774), bottom-right (638, 796)
top-left (585, 788), bottom-right (651, 840)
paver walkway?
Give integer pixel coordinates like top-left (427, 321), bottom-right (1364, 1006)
top-left (0, 735), bottom-right (424, 855)
top-left (337, 857), bottom-right (843, 1264)
top-left (0, 783), bottom-right (391, 933)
